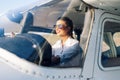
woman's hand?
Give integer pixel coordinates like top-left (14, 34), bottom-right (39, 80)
top-left (52, 55), bottom-right (60, 65)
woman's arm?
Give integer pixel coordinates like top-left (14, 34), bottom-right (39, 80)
top-left (60, 43), bottom-right (81, 62)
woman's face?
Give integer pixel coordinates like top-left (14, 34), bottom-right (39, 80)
top-left (55, 20), bottom-right (69, 37)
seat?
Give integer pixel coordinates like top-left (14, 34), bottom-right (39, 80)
top-left (103, 32), bottom-right (117, 57)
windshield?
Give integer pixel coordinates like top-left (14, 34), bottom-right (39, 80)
top-left (0, 0), bottom-right (54, 33)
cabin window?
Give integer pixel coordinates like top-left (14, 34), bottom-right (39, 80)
top-left (101, 21), bottom-right (120, 67)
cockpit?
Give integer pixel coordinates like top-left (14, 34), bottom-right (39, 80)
top-left (0, 0), bottom-right (87, 68)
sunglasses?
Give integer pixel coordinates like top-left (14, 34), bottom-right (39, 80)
top-left (54, 24), bottom-right (67, 29)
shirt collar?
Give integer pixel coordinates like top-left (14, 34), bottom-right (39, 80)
top-left (60, 37), bottom-right (72, 46)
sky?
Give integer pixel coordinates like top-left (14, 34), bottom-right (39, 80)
top-left (0, 0), bottom-right (39, 14)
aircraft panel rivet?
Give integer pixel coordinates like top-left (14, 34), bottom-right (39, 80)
top-left (64, 76), bottom-right (67, 78)
top-left (58, 76), bottom-right (60, 78)
top-left (46, 75), bottom-right (49, 78)
top-left (73, 75), bottom-right (76, 77)
top-left (33, 71), bottom-right (36, 75)
top-left (69, 75), bottom-right (71, 78)
top-left (52, 76), bottom-right (55, 79)
top-left (25, 70), bottom-right (29, 73)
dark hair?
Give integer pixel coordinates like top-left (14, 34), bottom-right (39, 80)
top-left (57, 17), bottom-right (73, 38)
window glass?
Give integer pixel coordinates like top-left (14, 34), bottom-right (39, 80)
top-left (102, 21), bottom-right (120, 67)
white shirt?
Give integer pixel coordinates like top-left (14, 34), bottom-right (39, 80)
top-left (52, 37), bottom-right (81, 66)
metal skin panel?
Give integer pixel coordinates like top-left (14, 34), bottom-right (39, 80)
top-left (91, 9), bottom-right (120, 80)
top-left (0, 48), bottom-right (82, 80)
top-left (83, 0), bottom-right (120, 15)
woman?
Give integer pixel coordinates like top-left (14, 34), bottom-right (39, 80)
top-left (52, 17), bottom-right (81, 66)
